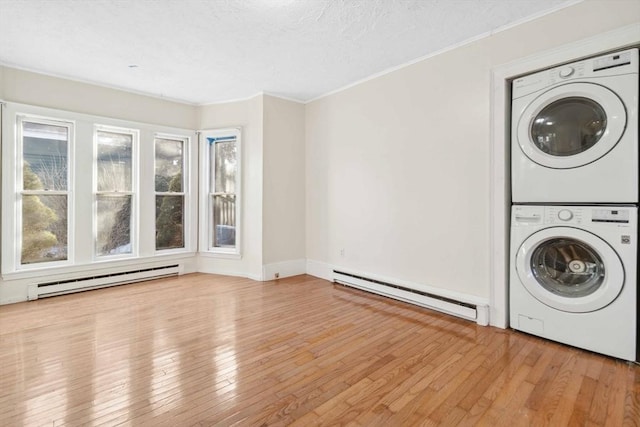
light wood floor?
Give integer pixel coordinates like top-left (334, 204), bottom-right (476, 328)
top-left (0, 273), bottom-right (638, 426)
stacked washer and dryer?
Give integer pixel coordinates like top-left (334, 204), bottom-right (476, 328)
top-left (509, 49), bottom-right (639, 361)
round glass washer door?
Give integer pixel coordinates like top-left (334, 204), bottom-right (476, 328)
top-left (515, 227), bottom-right (624, 313)
top-left (517, 82), bottom-right (626, 169)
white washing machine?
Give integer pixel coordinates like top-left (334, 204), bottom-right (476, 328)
top-left (511, 49), bottom-right (638, 203)
top-left (510, 205), bottom-right (637, 361)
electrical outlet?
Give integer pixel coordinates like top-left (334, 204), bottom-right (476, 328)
top-left (275, 272), bottom-right (280, 279)
top-left (340, 248), bottom-right (345, 257)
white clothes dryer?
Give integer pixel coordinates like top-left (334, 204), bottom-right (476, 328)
top-left (511, 49), bottom-right (638, 203)
top-left (510, 205), bottom-right (637, 361)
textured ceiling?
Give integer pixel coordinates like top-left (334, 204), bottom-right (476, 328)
top-left (0, 0), bottom-right (577, 104)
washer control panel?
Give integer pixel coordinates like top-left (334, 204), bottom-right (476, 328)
top-left (512, 205), bottom-right (634, 227)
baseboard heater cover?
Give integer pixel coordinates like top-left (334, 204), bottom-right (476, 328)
top-left (333, 270), bottom-right (488, 325)
top-left (27, 264), bottom-right (180, 300)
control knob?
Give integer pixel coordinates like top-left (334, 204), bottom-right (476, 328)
top-left (559, 67), bottom-right (574, 78)
top-left (558, 209), bottom-right (573, 221)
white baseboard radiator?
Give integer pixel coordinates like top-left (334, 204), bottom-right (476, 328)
top-left (27, 264), bottom-right (180, 300)
top-left (333, 270), bottom-right (489, 325)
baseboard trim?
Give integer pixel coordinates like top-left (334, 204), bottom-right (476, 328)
top-left (305, 259), bottom-right (333, 281)
top-left (262, 259), bottom-right (307, 281)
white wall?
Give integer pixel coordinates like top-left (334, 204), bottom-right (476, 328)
top-left (197, 96), bottom-right (265, 280)
top-left (262, 95), bottom-right (306, 278)
top-left (305, 0), bottom-right (640, 300)
top-left (0, 66), bottom-right (197, 129)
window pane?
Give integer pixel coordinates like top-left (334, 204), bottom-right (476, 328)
top-left (96, 195), bottom-right (131, 256)
top-left (211, 140), bottom-right (236, 193)
top-left (156, 195), bottom-right (184, 250)
top-left (155, 138), bottom-right (183, 192)
top-left (97, 130), bottom-right (132, 192)
top-left (212, 194), bottom-right (236, 247)
top-left (22, 121), bottom-right (68, 191)
top-left (22, 195), bottom-right (68, 264)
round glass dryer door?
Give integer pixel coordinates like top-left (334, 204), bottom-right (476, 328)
top-left (515, 227), bottom-right (624, 313)
top-left (517, 82), bottom-right (626, 169)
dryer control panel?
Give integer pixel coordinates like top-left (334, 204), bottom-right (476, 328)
top-left (512, 48), bottom-right (638, 99)
top-left (593, 51), bottom-right (633, 72)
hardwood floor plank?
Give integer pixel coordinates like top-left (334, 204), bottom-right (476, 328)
top-left (456, 395), bottom-right (493, 426)
top-left (568, 375), bottom-right (598, 426)
top-left (624, 364), bottom-right (640, 426)
top-left (475, 363), bottom-right (531, 424)
top-left (426, 366), bottom-right (487, 421)
top-left (496, 380), bottom-right (536, 426)
top-left (589, 360), bottom-right (618, 425)
top-left (547, 353), bottom-right (588, 426)
top-left (456, 338), bottom-right (525, 412)
top-left (1, 273), bottom-right (638, 426)
top-left (525, 349), bottom-right (570, 411)
top-left (532, 351), bottom-right (578, 421)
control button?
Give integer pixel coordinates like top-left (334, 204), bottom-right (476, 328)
top-left (558, 209), bottom-right (573, 221)
top-left (559, 67), bottom-right (574, 78)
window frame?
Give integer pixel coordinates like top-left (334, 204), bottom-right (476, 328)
top-left (154, 133), bottom-right (190, 253)
top-left (199, 128), bottom-right (242, 257)
top-left (15, 114), bottom-right (75, 270)
top-left (2, 102), bottom-right (197, 280)
top-left (92, 124), bottom-right (139, 260)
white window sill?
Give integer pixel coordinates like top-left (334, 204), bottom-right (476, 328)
top-left (2, 252), bottom-right (196, 282)
top-left (198, 251), bottom-right (242, 260)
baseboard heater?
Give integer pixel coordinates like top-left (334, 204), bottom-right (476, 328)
top-left (333, 270), bottom-right (488, 325)
top-left (27, 264), bottom-right (180, 300)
